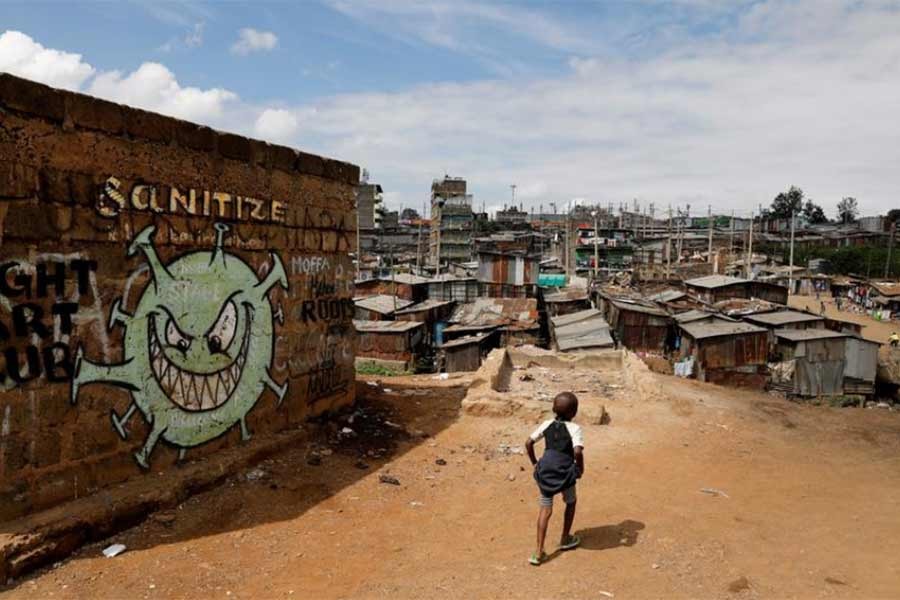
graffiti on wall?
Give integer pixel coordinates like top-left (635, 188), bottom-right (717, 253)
top-left (0, 257), bottom-right (98, 386)
top-left (70, 222), bottom-right (289, 468)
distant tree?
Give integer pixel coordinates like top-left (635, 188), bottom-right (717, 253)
top-left (887, 208), bottom-right (900, 226)
top-left (837, 197), bottom-right (859, 224)
top-left (770, 186), bottom-right (804, 218)
top-left (400, 207), bottom-right (420, 221)
top-left (801, 200), bottom-right (828, 224)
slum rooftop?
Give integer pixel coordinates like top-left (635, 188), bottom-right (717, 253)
top-left (353, 320), bottom-right (424, 333)
top-left (685, 275), bottom-right (749, 289)
top-left (679, 319), bottom-right (766, 340)
top-left (745, 310), bottom-right (824, 326)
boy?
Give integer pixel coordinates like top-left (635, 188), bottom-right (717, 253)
top-left (525, 391), bottom-right (585, 566)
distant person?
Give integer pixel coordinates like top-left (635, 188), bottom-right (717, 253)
top-left (891, 332), bottom-right (899, 348)
top-left (820, 300), bottom-right (827, 316)
top-left (525, 392), bottom-right (585, 566)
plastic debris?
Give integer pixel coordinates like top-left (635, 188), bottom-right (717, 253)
top-left (598, 591), bottom-right (614, 598)
top-left (379, 474), bottom-right (401, 485)
top-left (103, 544), bottom-right (126, 558)
top-left (700, 487), bottom-right (730, 498)
top-left (245, 468), bottom-right (268, 481)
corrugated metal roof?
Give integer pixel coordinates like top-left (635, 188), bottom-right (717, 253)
top-left (382, 273), bottom-right (429, 285)
top-left (679, 319), bottom-right (766, 340)
top-left (393, 299), bottom-right (455, 314)
top-left (426, 274), bottom-right (477, 283)
top-left (745, 311), bottom-right (824, 326)
top-left (775, 329), bottom-right (849, 342)
top-left (543, 288), bottom-right (589, 303)
top-left (871, 281), bottom-right (900, 297)
top-left (450, 297), bottom-right (539, 329)
top-left (647, 289), bottom-right (686, 303)
top-left (353, 320), bottom-right (424, 333)
top-left (353, 295), bottom-right (414, 314)
top-left (550, 309), bottom-right (613, 351)
top-left (673, 309), bottom-right (721, 323)
top-left (610, 298), bottom-right (669, 316)
top-left (439, 332), bottom-right (493, 349)
top-left (551, 308), bottom-right (603, 328)
top-left (685, 275), bottom-right (749, 289)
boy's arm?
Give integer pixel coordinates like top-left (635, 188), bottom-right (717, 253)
top-left (574, 446), bottom-right (585, 477)
top-left (525, 438), bottom-right (538, 466)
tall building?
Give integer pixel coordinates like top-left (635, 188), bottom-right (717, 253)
top-left (430, 176), bottom-right (474, 267)
top-left (356, 181), bottom-right (383, 230)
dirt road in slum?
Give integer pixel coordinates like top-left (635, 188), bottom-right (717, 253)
top-left (5, 364), bottom-right (900, 599)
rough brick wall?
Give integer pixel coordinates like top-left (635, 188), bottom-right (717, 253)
top-left (0, 74), bottom-right (358, 521)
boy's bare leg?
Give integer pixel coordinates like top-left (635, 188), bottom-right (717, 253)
top-left (536, 506), bottom-right (553, 555)
top-left (561, 501), bottom-right (577, 541)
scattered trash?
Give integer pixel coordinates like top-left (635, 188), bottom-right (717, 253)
top-left (366, 381), bottom-right (379, 387)
top-left (409, 501), bottom-right (424, 507)
top-left (355, 460), bottom-right (369, 470)
top-left (245, 468), bottom-right (268, 481)
top-left (102, 544), bottom-right (126, 558)
top-left (598, 591), bottom-right (614, 598)
top-left (340, 427), bottom-right (355, 436)
top-left (384, 420), bottom-right (403, 429)
top-left (519, 374), bottom-right (534, 382)
top-left (435, 458), bottom-right (447, 466)
top-left (652, 563), bottom-right (660, 570)
top-left (379, 474), bottom-right (401, 486)
top-left (507, 474), bottom-right (516, 481)
top-left (382, 388), bottom-right (393, 393)
top-left (497, 444), bottom-right (524, 456)
top-left (432, 373), bottom-right (449, 380)
top-left (700, 487), bottom-right (730, 498)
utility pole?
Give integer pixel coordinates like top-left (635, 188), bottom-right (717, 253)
top-left (707, 204), bottom-right (713, 264)
top-left (886, 221), bottom-right (896, 278)
top-left (667, 204), bottom-right (672, 280)
top-left (355, 194), bottom-right (361, 281)
top-left (729, 209), bottom-right (735, 258)
top-left (746, 211), bottom-right (754, 279)
top-left (592, 210), bottom-right (599, 281)
top-left (788, 208), bottom-right (796, 296)
top-left (415, 218), bottom-right (423, 274)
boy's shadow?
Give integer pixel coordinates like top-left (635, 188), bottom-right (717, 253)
top-left (543, 519), bottom-right (645, 564)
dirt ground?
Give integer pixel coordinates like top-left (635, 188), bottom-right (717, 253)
top-left (4, 364), bottom-right (900, 599)
top-left (788, 294), bottom-right (896, 343)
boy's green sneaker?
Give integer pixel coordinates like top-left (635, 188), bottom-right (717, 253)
top-left (529, 551), bottom-right (548, 566)
top-left (559, 534), bottom-right (581, 551)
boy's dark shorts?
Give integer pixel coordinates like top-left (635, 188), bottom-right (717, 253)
top-left (539, 484), bottom-right (576, 507)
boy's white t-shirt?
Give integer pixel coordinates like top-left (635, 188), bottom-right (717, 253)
top-left (530, 419), bottom-right (584, 448)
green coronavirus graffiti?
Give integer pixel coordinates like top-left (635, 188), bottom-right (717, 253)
top-left (70, 223), bottom-right (288, 468)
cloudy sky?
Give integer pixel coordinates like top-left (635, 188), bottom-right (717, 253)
top-left (2, 0), bottom-right (899, 218)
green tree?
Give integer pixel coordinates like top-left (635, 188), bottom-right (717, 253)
top-left (801, 200), bottom-right (827, 224)
top-left (770, 186), bottom-right (804, 218)
top-left (837, 197), bottom-right (859, 224)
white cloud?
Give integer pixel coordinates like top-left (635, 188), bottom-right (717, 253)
top-left (231, 28), bottom-right (278, 55)
top-left (184, 22), bottom-right (204, 48)
top-left (88, 62), bottom-right (237, 122)
top-left (254, 108), bottom-right (299, 143)
top-left (0, 30), bottom-right (95, 90)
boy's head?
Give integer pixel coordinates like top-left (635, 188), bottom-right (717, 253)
top-left (552, 392), bottom-right (579, 421)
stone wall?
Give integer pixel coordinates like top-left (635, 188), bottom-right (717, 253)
top-left (0, 74), bottom-right (358, 521)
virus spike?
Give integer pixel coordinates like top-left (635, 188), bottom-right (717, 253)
top-left (253, 252), bottom-right (288, 302)
top-left (70, 345), bottom-right (141, 405)
top-left (210, 222), bottom-right (229, 267)
top-left (128, 225), bottom-right (172, 291)
top-left (110, 403), bottom-right (138, 440)
top-left (134, 423), bottom-right (166, 470)
top-left (262, 368), bottom-right (288, 407)
top-left (107, 298), bottom-right (132, 331)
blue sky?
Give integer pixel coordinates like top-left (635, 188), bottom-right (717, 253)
top-left (2, 1), bottom-right (899, 217)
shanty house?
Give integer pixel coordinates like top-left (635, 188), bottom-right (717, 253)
top-left (439, 331), bottom-right (497, 372)
top-left (604, 299), bottom-right (671, 352)
top-left (446, 297), bottom-right (540, 347)
top-left (676, 319), bottom-right (769, 387)
top-left (743, 310), bottom-right (825, 352)
top-left (542, 287), bottom-right (592, 317)
top-left (393, 299), bottom-right (456, 346)
top-left (684, 275), bottom-right (749, 303)
top-left (869, 281), bottom-right (900, 316)
top-left (426, 275), bottom-right (479, 303)
top-left (354, 274), bottom-right (429, 302)
top-left (772, 330), bottom-right (847, 397)
top-left (354, 320), bottom-right (425, 371)
top-left (353, 294), bottom-right (414, 321)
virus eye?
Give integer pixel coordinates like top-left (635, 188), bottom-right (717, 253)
top-left (165, 318), bottom-right (191, 353)
top-left (207, 300), bottom-right (237, 354)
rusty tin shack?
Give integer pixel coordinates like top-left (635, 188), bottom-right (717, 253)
top-left (439, 331), bottom-right (497, 372)
top-left (684, 275), bottom-right (750, 303)
top-left (605, 298), bottom-right (671, 352)
top-left (426, 275), bottom-right (480, 303)
top-left (353, 294), bottom-right (414, 320)
top-left (447, 297), bottom-right (540, 346)
top-left (354, 273), bottom-right (429, 302)
top-left (543, 287), bottom-right (592, 317)
top-left (676, 319), bottom-right (769, 388)
top-left (394, 299), bottom-right (456, 346)
top-left (771, 330), bottom-right (849, 397)
top-left (354, 320), bottom-right (425, 371)
top-left (550, 309), bottom-right (614, 352)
